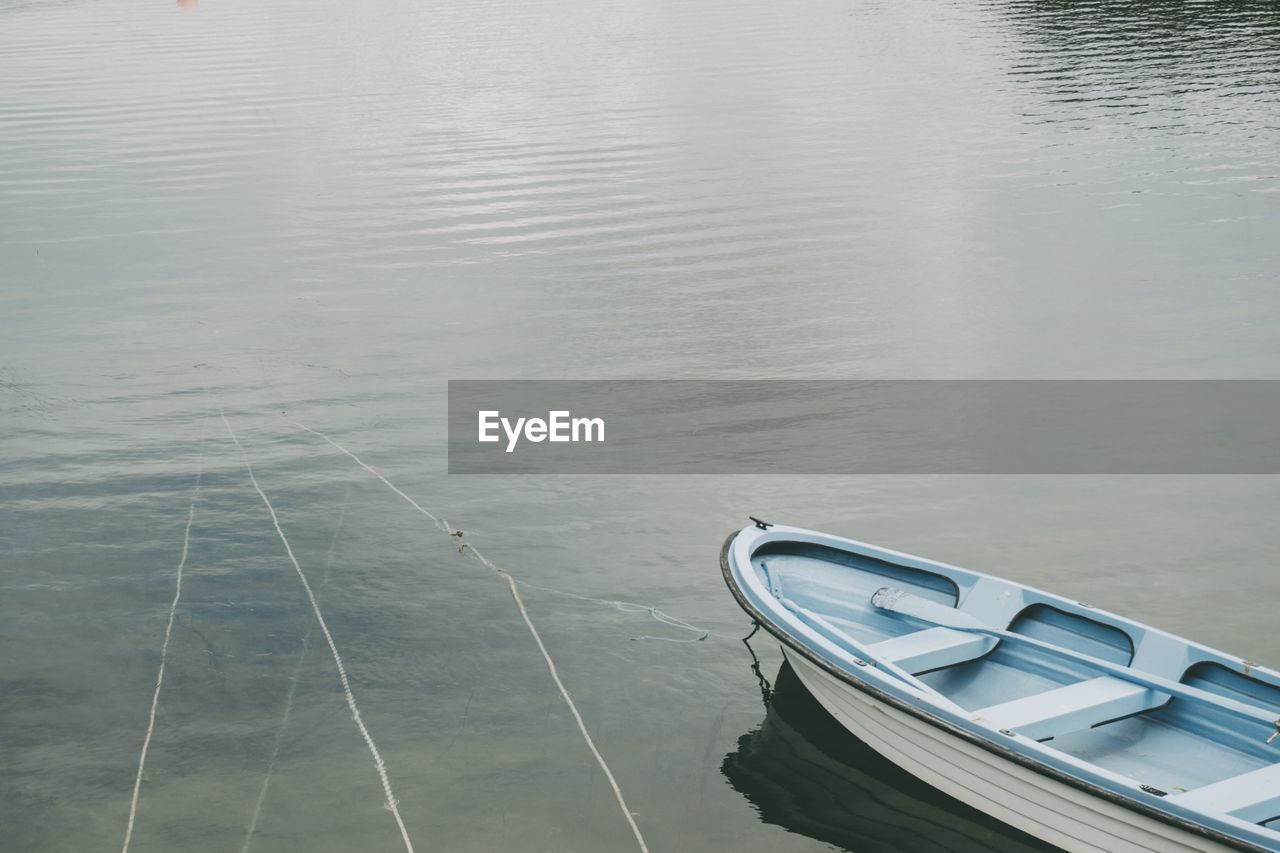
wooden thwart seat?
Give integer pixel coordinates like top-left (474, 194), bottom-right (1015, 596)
top-left (1168, 763), bottom-right (1280, 822)
top-left (972, 676), bottom-right (1168, 741)
top-left (867, 627), bottom-right (997, 674)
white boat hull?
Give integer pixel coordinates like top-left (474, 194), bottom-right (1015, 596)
top-left (786, 651), bottom-right (1238, 853)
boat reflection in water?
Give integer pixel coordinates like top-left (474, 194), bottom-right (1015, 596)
top-left (722, 661), bottom-right (1061, 853)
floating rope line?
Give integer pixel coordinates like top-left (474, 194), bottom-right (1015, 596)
top-left (221, 412), bottom-right (416, 853)
top-left (240, 638), bottom-right (308, 853)
top-left (121, 418), bottom-right (208, 853)
top-left (240, 487), bottom-right (351, 853)
top-left (288, 419), bottom-right (651, 853)
top-left (508, 578), bottom-right (710, 642)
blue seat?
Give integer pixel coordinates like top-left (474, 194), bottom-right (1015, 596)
top-left (1169, 763), bottom-right (1280, 822)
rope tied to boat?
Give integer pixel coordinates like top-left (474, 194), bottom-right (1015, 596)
top-left (740, 621), bottom-right (772, 706)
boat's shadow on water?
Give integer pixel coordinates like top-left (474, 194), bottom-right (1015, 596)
top-left (722, 661), bottom-right (1063, 853)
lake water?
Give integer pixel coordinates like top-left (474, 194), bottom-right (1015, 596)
top-left (2, 0), bottom-right (1279, 850)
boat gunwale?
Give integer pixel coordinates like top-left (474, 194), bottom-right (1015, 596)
top-left (720, 526), bottom-right (1277, 853)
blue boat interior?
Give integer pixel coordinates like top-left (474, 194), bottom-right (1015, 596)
top-left (750, 540), bottom-right (1280, 828)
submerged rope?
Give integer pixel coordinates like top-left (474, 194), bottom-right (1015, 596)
top-left (289, 419), bottom-right (651, 853)
top-left (240, 488), bottom-right (351, 853)
top-left (240, 639), bottom-right (308, 853)
top-left (222, 412), bottom-right (416, 853)
top-left (121, 417), bottom-right (208, 853)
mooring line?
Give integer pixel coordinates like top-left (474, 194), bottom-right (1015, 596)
top-left (240, 487), bottom-right (351, 853)
top-left (121, 417), bottom-right (208, 853)
top-left (221, 412), bottom-right (415, 853)
top-left (289, 419), bottom-right (650, 853)
top-left (507, 578), bottom-right (710, 642)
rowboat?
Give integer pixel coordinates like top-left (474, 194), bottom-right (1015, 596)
top-left (723, 660), bottom-right (1056, 852)
top-left (720, 521), bottom-right (1280, 853)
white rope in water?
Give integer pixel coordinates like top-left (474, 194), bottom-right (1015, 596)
top-left (288, 419), bottom-right (651, 853)
top-left (500, 572), bottom-right (650, 853)
top-left (121, 418), bottom-right (208, 853)
top-left (221, 412), bottom-right (416, 853)
top-left (508, 578), bottom-right (710, 642)
top-left (288, 422), bottom-right (453, 534)
top-left (240, 489), bottom-right (351, 853)
top-left (240, 637), bottom-right (307, 853)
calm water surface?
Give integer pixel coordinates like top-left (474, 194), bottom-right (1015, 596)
top-left (2, 0), bottom-right (1280, 851)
